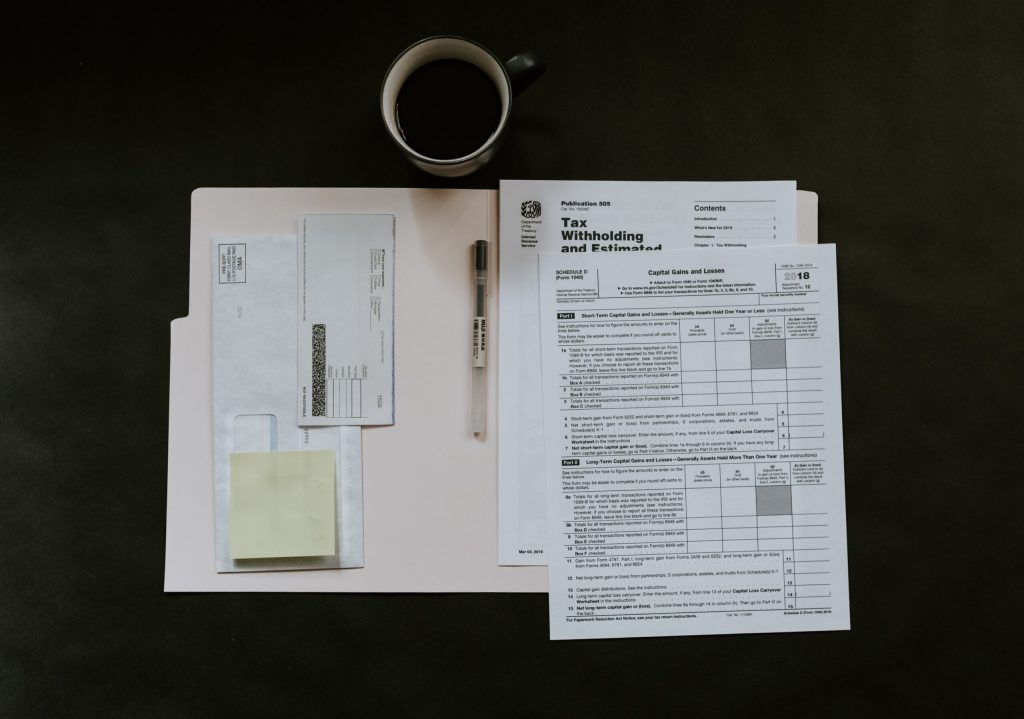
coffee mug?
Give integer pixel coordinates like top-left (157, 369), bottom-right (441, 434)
top-left (381, 36), bottom-right (545, 177)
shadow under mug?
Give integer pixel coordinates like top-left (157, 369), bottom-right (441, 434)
top-left (381, 36), bottom-right (545, 177)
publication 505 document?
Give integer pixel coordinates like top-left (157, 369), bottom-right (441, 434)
top-left (498, 180), bottom-right (799, 564)
top-left (538, 245), bottom-right (848, 640)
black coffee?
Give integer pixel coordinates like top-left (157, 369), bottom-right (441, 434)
top-left (395, 59), bottom-right (502, 160)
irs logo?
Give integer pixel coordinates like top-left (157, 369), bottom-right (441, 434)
top-left (521, 200), bottom-right (542, 219)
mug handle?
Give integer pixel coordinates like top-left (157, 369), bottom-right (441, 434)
top-left (504, 51), bottom-right (547, 97)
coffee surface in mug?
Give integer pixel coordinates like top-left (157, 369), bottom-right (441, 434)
top-left (395, 59), bottom-right (502, 160)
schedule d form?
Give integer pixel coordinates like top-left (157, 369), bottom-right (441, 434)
top-left (538, 245), bottom-right (849, 640)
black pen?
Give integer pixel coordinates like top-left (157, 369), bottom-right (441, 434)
top-left (471, 240), bottom-right (488, 434)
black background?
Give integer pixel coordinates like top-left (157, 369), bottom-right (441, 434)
top-left (2, 1), bottom-right (1022, 715)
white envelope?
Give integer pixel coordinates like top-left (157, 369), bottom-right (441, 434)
top-left (212, 235), bottom-right (363, 572)
top-left (297, 214), bottom-right (396, 427)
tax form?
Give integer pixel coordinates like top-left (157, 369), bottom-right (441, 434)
top-left (498, 180), bottom-right (798, 564)
top-left (538, 245), bottom-right (848, 639)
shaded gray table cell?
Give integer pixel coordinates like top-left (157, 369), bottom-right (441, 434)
top-left (750, 339), bottom-right (787, 369)
top-left (756, 485), bottom-right (793, 515)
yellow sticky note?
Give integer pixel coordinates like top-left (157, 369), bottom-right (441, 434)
top-left (229, 450), bottom-right (337, 560)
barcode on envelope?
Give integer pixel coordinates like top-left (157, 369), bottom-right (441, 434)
top-left (312, 324), bottom-right (326, 417)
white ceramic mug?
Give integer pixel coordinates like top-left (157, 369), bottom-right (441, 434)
top-left (381, 36), bottom-right (545, 177)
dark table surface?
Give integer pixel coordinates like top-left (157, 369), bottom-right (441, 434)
top-left (2, 1), bottom-right (1021, 716)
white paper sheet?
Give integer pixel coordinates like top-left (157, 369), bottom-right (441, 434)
top-left (538, 245), bottom-right (849, 639)
top-left (297, 214), bottom-right (395, 426)
top-left (498, 180), bottom-right (800, 564)
top-left (212, 236), bottom-right (363, 572)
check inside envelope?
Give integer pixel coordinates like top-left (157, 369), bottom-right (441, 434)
top-left (229, 450), bottom-right (337, 560)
